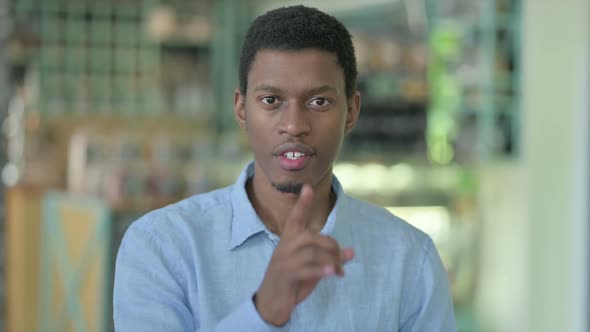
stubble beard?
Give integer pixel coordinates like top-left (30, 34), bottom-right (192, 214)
top-left (272, 182), bottom-right (303, 194)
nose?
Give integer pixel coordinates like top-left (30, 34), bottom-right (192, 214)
top-left (278, 101), bottom-right (311, 137)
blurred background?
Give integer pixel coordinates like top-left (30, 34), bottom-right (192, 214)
top-left (0, 0), bottom-right (588, 331)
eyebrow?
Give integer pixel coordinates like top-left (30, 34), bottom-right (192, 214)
top-left (254, 84), bottom-right (283, 94)
top-left (253, 84), bottom-right (337, 96)
top-left (307, 85), bottom-right (337, 96)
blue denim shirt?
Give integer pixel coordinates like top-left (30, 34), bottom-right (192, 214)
top-left (113, 162), bottom-right (456, 331)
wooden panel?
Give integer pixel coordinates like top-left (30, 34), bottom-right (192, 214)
top-left (5, 186), bottom-right (43, 332)
top-left (40, 191), bottom-right (111, 332)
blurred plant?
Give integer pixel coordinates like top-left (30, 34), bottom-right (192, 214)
top-left (427, 21), bottom-right (462, 165)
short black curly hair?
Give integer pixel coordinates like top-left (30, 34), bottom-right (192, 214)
top-left (239, 5), bottom-right (358, 98)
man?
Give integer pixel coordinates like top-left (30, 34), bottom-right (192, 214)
top-left (114, 5), bottom-right (456, 332)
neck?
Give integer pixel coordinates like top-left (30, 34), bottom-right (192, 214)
top-left (246, 164), bottom-right (336, 236)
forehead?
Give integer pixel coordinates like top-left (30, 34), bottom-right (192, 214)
top-left (247, 49), bottom-right (345, 94)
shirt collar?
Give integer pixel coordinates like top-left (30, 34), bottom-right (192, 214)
top-left (229, 161), bottom-right (345, 250)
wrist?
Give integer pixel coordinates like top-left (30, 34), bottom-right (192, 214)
top-left (253, 292), bottom-right (290, 327)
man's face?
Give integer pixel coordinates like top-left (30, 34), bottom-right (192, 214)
top-left (234, 49), bottom-right (360, 193)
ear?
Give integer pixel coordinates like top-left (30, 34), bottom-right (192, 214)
top-left (345, 91), bottom-right (361, 135)
top-left (234, 89), bottom-right (247, 129)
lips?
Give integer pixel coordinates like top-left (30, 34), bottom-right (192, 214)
top-left (274, 142), bottom-right (315, 171)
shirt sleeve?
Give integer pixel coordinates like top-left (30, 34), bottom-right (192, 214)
top-left (210, 297), bottom-right (291, 332)
top-left (399, 239), bottom-right (458, 332)
top-left (113, 220), bottom-right (289, 332)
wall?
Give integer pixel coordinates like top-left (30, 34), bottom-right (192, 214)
top-left (475, 162), bottom-right (529, 332)
top-left (522, 0), bottom-right (589, 331)
top-left (476, 1), bottom-right (589, 331)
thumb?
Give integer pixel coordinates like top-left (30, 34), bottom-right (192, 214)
top-left (283, 184), bottom-right (313, 235)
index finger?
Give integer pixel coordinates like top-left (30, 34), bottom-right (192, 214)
top-left (283, 184), bottom-right (313, 235)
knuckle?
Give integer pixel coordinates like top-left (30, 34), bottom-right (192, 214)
top-left (326, 236), bottom-right (339, 248)
top-left (302, 247), bottom-right (317, 262)
top-left (322, 238), bottom-right (341, 261)
top-left (316, 235), bottom-right (339, 251)
top-left (300, 230), bottom-right (314, 242)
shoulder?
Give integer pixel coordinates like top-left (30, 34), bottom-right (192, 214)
top-left (341, 194), bottom-right (432, 250)
top-left (340, 194), bottom-right (447, 289)
top-left (123, 185), bottom-right (235, 249)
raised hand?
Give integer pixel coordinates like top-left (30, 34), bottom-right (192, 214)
top-left (254, 184), bottom-right (355, 326)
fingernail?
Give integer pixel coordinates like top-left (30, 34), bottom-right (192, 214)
top-left (323, 265), bottom-right (334, 276)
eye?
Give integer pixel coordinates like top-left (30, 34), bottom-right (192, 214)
top-left (309, 97), bottom-right (331, 108)
top-left (261, 96), bottom-right (278, 105)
